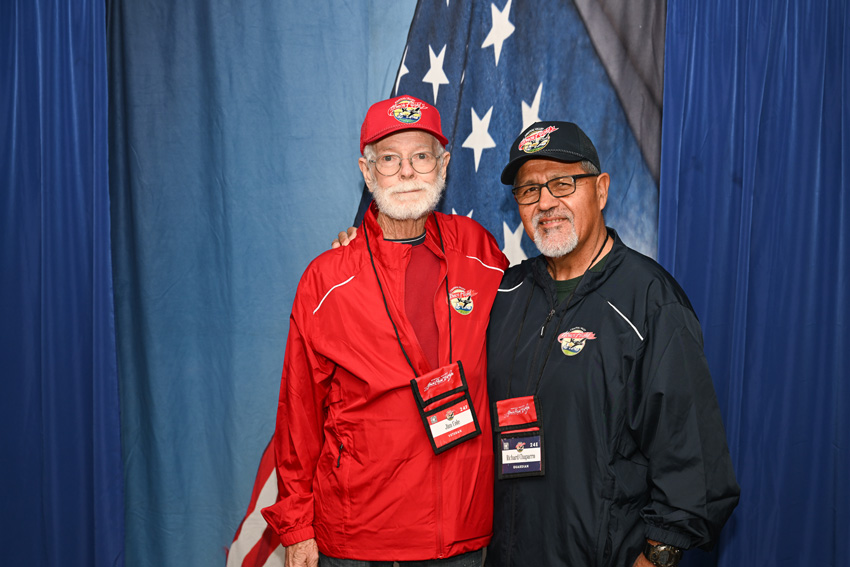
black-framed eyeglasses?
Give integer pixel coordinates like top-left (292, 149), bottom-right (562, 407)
top-left (370, 152), bottom-right (439, 176)
top-left (512, 174), bottom-right (598, 205)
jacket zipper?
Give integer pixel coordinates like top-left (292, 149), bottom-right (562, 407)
top-left (336, 443), bottom-right (344, 467)
top-left (539, 308), bottom-right (556, 337)
top-left (528, 303), bottom-right (561, 392)
top-left (436, 454), bottom-right (444, 557)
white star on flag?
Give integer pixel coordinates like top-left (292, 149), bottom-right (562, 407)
top-left (451, 208), bottom-right (474, 218)
top-left (422, 44), bottom-right (449, 103)
top-left (462, 106), bottom-right (496, 172)
top-left (394, 47), bottom-right (409, 96)
top-left (521, 82), bottom-right (543, 131)
top-left (502, 221), bottom-right (528, 266)
top-left (481, 0), bottom-right (515, 66)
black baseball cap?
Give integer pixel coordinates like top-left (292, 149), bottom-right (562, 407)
top-left (500, 121), bottom-right (601, 185)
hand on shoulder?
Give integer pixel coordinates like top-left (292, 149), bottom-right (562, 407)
top-left (331, 227), bottom-right (358, 249)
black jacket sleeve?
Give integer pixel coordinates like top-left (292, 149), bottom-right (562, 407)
top-left (628, 302), bottom-right (740, 549)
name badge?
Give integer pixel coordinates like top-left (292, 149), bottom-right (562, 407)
top-left (493, 396), bottom-right (544, 479)
top-left (410, 361), bottom-right (481, 454)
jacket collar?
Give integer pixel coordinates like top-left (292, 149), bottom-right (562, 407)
top-left (361, 202), bottom-right (446, 263)
top-left (528, 227), bottom-right (625, 304)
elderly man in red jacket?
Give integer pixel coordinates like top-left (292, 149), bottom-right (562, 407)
top-left (261, 95), bottom-right (508, 567)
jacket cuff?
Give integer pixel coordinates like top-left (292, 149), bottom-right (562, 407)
top-left (644, 525), bottom-right (696, 550)
top-left (279, 526), bottom-right (316, 547)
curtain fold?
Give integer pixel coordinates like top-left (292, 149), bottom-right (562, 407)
top-left (660, 1), bottom-right (849, 565)
top-left (1, 1), bottom-right (124, 566)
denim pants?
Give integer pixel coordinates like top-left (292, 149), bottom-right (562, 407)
top-left (319, 549), bottom-right (483, 567)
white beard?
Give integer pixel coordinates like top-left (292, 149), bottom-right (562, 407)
top-left (369, 176), bottom-right (446, 221)
top-left (532, 209), bottom-right (579, 258)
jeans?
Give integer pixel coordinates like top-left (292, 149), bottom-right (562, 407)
top-left (319, 549), bottom-right (483, 567)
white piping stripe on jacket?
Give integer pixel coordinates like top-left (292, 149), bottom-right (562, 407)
top-left (498, 281), bottom-right (524, 293)
top-left (467, 255), bottom-right (506, 273)
top-left (313, 276), bottom-right (356, 315)
top-left (607, 300), bottom-right (644, 341)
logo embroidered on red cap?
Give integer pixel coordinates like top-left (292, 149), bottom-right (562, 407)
top-left (388, 97), bottom-right (427, 124)
top-left (518, 126), bottom-right (559, 154)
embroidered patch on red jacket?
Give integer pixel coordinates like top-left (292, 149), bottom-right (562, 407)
top-left (449, 286), bottom-right (478, 315)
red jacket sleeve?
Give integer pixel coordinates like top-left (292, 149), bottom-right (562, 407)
top-left (261, 283), bottom-right (335, 547)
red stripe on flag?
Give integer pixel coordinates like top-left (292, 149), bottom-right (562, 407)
top-left (226, 439), bottom-right (286, 567)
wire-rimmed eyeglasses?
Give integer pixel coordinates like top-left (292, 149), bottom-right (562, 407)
top-left (370, 152), bottom-right (439, 176)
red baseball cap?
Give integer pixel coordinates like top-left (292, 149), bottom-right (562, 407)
top-left (359, 94), bottom-right (449, 154)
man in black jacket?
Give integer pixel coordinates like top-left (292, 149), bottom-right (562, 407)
top-left (486, 122), bottom-right (739, 567)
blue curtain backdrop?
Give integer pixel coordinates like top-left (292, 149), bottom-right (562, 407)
top-left (660, 1), bottom-right (849, 565)
top-left (107, 1), bottom-right (416, 565)
top-left (0, 1), bottom-right (124, 567)
top-left (4, 0), bottom-right (848, 565)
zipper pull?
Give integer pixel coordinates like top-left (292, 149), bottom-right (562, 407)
top-left (337, 443), bottom-right (344, 468)
top-left (540, 309), bottom-right (556, 337)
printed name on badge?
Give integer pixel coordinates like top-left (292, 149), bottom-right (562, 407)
top-left (430, 399), bottom-right (477, 449)
top-left (501, 433), bottom-right (543, 475)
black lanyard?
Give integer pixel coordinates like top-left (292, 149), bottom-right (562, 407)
top-left (505, 232), bottom-right (610, 398)
top-left (363, 215), bottom-right (453, 378)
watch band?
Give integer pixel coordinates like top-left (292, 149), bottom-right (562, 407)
top-left (643, 542), bottom-right (683, 567)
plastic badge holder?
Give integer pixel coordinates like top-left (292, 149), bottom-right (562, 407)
top-left (410, 360), bottom-right (482, 454)
top-left (493, 395), bottom-right (544, 479)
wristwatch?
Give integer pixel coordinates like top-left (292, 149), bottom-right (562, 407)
top-left (643, 542), bottom-right (683, 567)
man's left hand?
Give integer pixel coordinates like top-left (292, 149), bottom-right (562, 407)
top-left (633, 540), bottom-right (665, 567)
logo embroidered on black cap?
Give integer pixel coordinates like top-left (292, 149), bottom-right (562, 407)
top-left (518, 126), bottom-right (559, 153)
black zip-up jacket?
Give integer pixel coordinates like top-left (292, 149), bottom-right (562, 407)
top-left (486, 229), bottom-right (739, 567)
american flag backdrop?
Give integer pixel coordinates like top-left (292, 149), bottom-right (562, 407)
top-left (228, 1), bottom-right (663, 564)
top-left (354, 0), bottom-right (662, 263)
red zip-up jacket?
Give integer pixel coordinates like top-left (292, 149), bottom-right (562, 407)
top-left (262, 205), bottom-right (508, 560)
